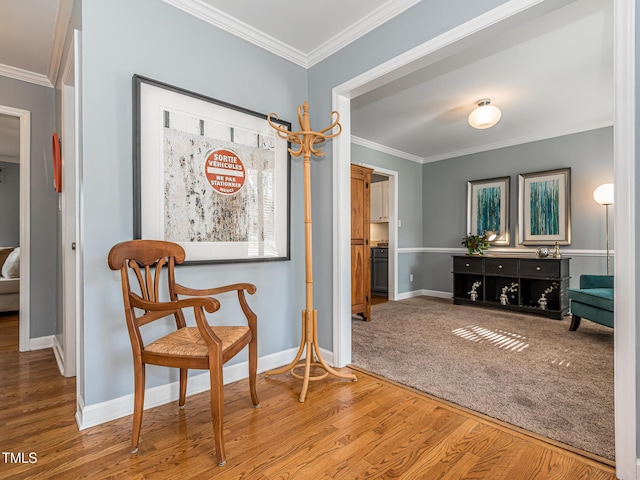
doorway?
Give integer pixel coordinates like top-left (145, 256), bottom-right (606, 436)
top-left (361, 165), bottom-right (398, 303)
top-left (0, 106), bottom-right (30, 352)
top-left (370, 172), bottom-right (389, 305)
top-left (332, 0), bottom-right (635, 475)
top-left (0, 115), bottom-right (20, 323)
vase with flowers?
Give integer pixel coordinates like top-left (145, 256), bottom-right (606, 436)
top-left (462, 232), bottom-right (491, 255)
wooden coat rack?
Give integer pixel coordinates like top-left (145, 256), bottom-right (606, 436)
top-left (265, 102), bottom-right (357, 402)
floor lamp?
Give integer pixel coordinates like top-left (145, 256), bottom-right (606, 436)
top-left (593, 183), bottom-right (614, 275)
top-left (265, 102), bottom-right (357, 402)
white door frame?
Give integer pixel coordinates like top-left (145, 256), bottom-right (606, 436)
top-left (58, 29), bottom-right (81, 377)
top-left (332, 0), bottom-right (636, 477)
top-left (0, 105), bottom-right (31, 352)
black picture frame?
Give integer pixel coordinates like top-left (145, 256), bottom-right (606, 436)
top-left (133, 75), bottom-right (291, 264)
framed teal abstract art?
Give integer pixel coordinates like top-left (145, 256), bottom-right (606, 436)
top-left (466, 176), bottom-right (510, 245)
top-left (518, 168), bottom-right (571, 246)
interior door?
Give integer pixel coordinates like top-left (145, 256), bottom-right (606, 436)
top-left (350, 164), bottom-right (372, 321)
top-left (60, 30), bottom-right (81, 377)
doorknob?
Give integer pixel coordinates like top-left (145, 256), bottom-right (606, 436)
top-left (72, 242), bottom-right (76, 250)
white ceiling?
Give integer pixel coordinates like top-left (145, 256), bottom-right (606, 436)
top-left (166, 0), bottom-right (421, 66)
top-left (0, 0), bottom-right (613, 163)
top-left (352, 0), bottom-right (613, 162)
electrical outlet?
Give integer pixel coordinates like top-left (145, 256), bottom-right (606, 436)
top-left (409, 274), bottom-right (414, 282)
top-left (398, 219), bottom-right (402, 228)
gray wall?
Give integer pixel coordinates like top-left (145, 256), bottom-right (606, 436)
top-left (352, 128), bottom-right (614, 295)
top-left (0, 161), bottom-right (19, 246)
top-left (0, 76), bottom-right (57, 338)
top-left (81, 0), bottom-right (307, 405)
top-left (422, 127), bottom-right (614, 291)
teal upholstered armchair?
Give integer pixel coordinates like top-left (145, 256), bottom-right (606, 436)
top-left (568, 275), bottom-right (614, 331)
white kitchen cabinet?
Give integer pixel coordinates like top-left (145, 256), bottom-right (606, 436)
top-left (370, 180), bottom-right (389, 223)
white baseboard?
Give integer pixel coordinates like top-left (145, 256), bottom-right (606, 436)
top-left (52, 336), bottom-right (65, 375)
top-left (395, 289), bottom-right (451, 300)
top-left (77, 345), bottom-right (334, 431)
top-left (29, 335), bottom-right (54, 350)
top-left (422, 289), bottom-right (453, 299)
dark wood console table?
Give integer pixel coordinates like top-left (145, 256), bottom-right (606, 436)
top-left (452, 255), bottom-right (570, 320)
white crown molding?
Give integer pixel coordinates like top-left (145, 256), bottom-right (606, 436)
top-left (306, 0), bottom-right (423, 67)
top-left (351, 135), bottom-right (423, 163)
top-left (48, 0), bottom-right (74, 85)
top-left (0, 63), bottom-right (52, 88)
top-left (162, 0), bottom-right (308, 67)
top-left (163, 0), bottom-right (420, 69)
top-left (422, 119), bottom-right (614, 164)
top-left (0, 0), bottom-right (72, 87)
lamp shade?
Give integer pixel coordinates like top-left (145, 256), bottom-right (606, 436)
top-left (593, 183), bottom-right (614, 205)
top-left (468, 99), bottom-right (502, 129)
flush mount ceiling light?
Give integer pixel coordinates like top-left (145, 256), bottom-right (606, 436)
top-left (468, 99), bottom-right (502, 129)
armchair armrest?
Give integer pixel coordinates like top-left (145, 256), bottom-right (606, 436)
top-left (130, 292), bottom-right (228, 348)
top-left (129, 293), bottom-right (220, 326)
top-left (579, 275), bottom-right (614, 289)
top-left (175, 282), bottom-right (257, 329)
top-left (174, 283), bottom-right (256, 297)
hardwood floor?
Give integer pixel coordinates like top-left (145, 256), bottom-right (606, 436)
top-left (371, 295), bottom-right (388, 306)
top-left (0, 313), bottom-right (615, 479)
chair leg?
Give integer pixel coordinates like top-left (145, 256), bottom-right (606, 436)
top-left (569, 314), bottom-right (582, 331)
top-left (249, 335), bottom-right (260, 408)
top-left (131, 362), bottom-right (146, 454)
top-left (209, 356), bottom-right (226, 466)
top-left (179, 368), bottom-right (188, 408)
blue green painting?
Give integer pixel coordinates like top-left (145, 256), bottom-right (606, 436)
top-left (529, 179), bottom-right (560, 235)
top-left (475, 186), bottom-right (501, 235)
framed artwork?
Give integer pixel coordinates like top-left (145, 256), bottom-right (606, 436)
top-left (466, 176), bottom-right (510, 245)
top-left (133, 75), bottom-right (291, 264)
top-left (518, 168), bottom-right (571, 245)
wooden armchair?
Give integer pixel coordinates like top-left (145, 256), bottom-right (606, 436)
top-left (107, 239), bottom-right (259, 466)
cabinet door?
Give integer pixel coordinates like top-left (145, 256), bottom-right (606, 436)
top-left (370, 182), bottom-right (383, 222)
top-left (352, 244), bottom-right (368, 306)
top-left (351, 165), bottom-right (373, 320)
top-left (371, 258), bottom-right (389, 294)
top-left (370, 181), bottom-right (389, 222)
top-left (381, 181), bottom-right (389, 220)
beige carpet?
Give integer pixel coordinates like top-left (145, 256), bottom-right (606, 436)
top-left (351, 296), bottom-right (615, 460)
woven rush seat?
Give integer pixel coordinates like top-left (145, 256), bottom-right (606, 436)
top-left (145, 326), bottom-right (250, 357)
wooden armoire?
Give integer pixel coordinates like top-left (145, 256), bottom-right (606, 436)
top-left (351, 164), bottom-right (373, 321)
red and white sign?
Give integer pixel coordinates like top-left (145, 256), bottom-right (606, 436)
top-left (204, 148), bottom-right (246, 195)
